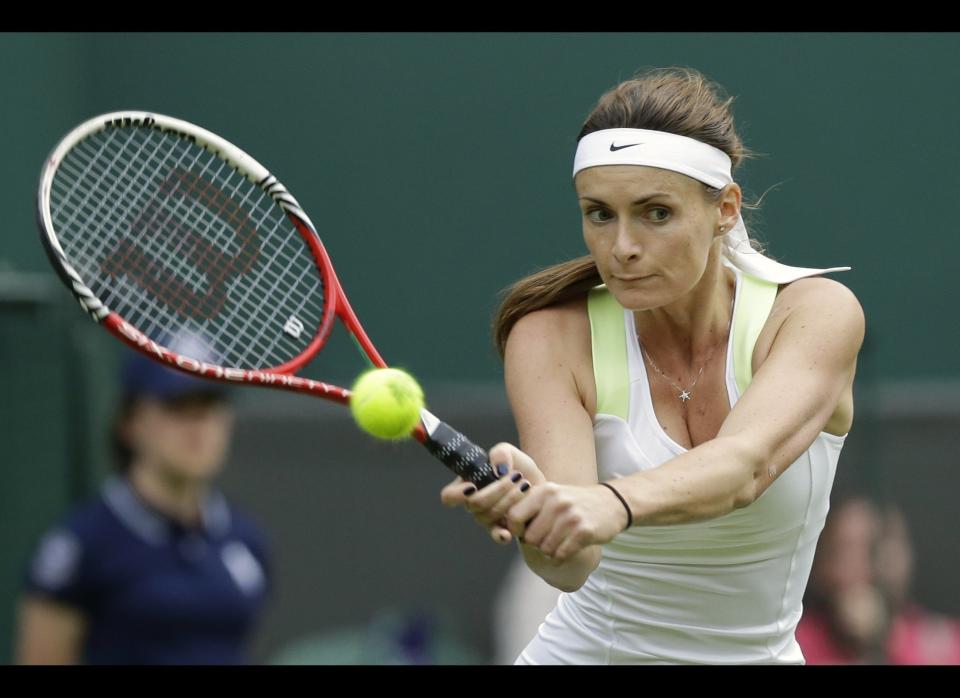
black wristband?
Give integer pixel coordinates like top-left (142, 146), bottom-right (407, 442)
top-left (599, 482), bottom-right (633, 531)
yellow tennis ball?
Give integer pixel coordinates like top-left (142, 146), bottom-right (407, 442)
top-left (349, 368), bottom-right (425, 440)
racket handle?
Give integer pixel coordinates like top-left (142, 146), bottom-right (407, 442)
top-left (420, 415), bottom-right (498, 489)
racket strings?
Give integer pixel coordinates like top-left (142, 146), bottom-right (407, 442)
top-left (49, 125), bottom-right (327, 369)
top-left (59, 130), bottom-right (227, 308)
top-left (67, 133), bottom-right (257, 303)
top-left (120, 167), bottom-right (263, 321)
top-left (81, 139), bottom-right (304, 349)
top-left (54, 134), bottom-right (278, 355)
top-left (57, 147), bottom-right (313, 320)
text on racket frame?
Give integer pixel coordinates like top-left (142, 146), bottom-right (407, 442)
top-left (114, 318), bottom-right (346, 396)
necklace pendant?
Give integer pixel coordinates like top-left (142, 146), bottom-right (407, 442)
top-left (679, 390), bottom-right (692, 402)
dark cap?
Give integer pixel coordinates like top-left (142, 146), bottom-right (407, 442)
top-left (120, 334), bottom-right (228, 402)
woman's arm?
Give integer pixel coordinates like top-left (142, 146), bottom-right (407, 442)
top-left (442, 298), bottom-right (606, 591)
top-left (506, 277), bottom-right (865, 559)
top-left (617, 278), bottom-right (864, 522)
top-left (504, 301), bottom-right (615, 590)
top-left (15, 595), bottom-right (87, 665)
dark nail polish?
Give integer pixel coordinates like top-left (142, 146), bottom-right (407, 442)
top-left (520, 482), bottom-right (531, 492)
top-left (496, 463), bottom-right (510, 477)
top-left (511, 472), bottom-right (522, 483)
top-left (463, 485), bottom-right (477, 496)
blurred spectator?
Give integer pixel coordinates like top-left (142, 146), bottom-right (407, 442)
top-left (14, 345), bottom-right (272, 664)
top-left (797, 494), bottom-right (960, 664)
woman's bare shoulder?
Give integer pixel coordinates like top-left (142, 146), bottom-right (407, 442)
top-left (777, 275), bottom-right (861, 309)
top-left (507, 296), bottom-right (590, 353)
top-left (505, 295), bottom-right (596, 415)
top-left (755, 276), bottom-right (863, 370)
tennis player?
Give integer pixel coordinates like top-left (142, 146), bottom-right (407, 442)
top-left (16, 341), bottom-right (271, 664)
top-left (442, 67), bottom-right (864, 664)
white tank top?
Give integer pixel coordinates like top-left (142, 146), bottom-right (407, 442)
top-left (517, 264), bottom-right (848, 665)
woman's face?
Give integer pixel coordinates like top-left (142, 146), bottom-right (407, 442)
top-left (575, 165), bottom-right (735, 311)
top-left (125, 394), bottom-right (234, 482)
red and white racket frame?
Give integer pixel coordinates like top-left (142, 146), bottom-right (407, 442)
top-left (37, 111), bottom-right (498, 488)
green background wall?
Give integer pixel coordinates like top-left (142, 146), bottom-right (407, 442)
top-left (4, 33), bottom-right (959, 383)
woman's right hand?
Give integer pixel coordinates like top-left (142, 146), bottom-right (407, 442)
top-left (440, 442), bottom-right (546, 545)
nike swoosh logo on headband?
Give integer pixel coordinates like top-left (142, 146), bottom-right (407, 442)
top-left (609, 142), bottom-right (642, 151)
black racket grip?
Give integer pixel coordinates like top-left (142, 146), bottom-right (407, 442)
top-left (423, 420), bottom-right (498, 489)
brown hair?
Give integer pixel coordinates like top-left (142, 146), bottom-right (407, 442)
top-left (492, 67), bottom-right (755, 359)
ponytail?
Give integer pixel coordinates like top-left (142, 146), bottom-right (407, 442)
top-left (492, 256), bottom-right (602, 360)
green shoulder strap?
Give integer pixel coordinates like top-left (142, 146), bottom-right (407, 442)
top-left (588, 273), bottom-right (778, 417)
top-left (732, 272), bottom-right (780, 395)
top-left (587, 285), bottom-right (630, 420)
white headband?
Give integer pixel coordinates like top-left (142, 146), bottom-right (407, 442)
top-left (573, 128), bottom-right (850, 284)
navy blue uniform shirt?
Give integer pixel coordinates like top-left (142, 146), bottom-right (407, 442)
top-left (24, 476), bottom-right (271, 665)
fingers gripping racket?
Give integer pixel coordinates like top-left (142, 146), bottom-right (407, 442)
top-left (37, 111), bottom-right (498, 488)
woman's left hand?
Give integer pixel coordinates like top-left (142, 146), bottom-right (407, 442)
top-left (505, 482), bottom-right (630, 562)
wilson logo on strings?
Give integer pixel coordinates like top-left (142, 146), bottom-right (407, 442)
top-left (99, 167), bottom-right (262, 321)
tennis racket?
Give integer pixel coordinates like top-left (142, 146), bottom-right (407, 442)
top-left (36, 111), bottom-right (498, 488)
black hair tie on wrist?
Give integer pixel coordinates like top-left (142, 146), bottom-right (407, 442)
top-left (599, 482), bottom-right (633, 531)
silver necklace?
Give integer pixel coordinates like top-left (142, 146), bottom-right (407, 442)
top-left (637, 316), bottom-right (729, 402)
top-left (637, 292), bottom-right (735, 403)
top-left (638, 341), bottom-right (722, 403)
